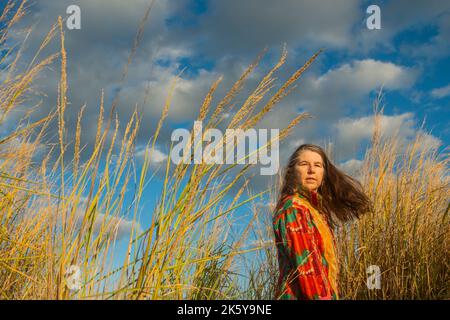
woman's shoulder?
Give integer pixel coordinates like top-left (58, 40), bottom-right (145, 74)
top-left (280, 193), bottom-right (311, 208)
top-left (273, 194), bottom-right (311, 221)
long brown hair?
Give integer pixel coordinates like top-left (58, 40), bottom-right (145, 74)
top-left (275, 144), bottom-right (372, 226)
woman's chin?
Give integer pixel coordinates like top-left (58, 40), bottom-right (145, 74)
top-left (303, 183), bottom-right (317, 191)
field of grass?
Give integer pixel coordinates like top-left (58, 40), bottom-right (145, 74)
top-left (0, 1), bottom-right (448, 300)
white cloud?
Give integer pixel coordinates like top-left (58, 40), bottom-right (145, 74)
top-left (333, 112), bottom-right (442, 157)
top-left (335, 112), bottom-right (415, 147)
top-left (336, 113), bottom-right (413, 140)
top-left (258, 59), bottom-right (418, 132)
top-left (317, 59), bottom-right (416, 90)
top-left (431, 84), bottom-right (450, 99)
top-left (135, 145), bottom-right (168, 166)
top-left (338, 158), bottom-right (364, 178)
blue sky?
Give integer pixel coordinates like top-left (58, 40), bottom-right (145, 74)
top-left (1, 0), bottom-right (449, 285)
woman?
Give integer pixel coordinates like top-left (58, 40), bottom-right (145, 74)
top-left (273, 144), bottom-right (371, 300)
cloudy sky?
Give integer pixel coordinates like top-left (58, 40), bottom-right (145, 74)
top-left (2, 0), bottom-right (449, 235)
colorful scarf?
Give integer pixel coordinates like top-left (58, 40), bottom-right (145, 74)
top-left (295, 186), bottom-right (339, 298)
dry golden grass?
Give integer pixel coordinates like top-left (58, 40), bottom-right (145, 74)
top-left (0, 1), bottom-right (312, 300)
top-left (335, 101), bottom-right (449, 299)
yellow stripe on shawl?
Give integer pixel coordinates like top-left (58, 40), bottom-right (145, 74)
top-left (298, 198), bottom-right (339, 299)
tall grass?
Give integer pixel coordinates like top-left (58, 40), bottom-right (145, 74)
top-left (0, 1), bottom-right (313, 300)
top-left (335, 98), bottom-right (449, 299)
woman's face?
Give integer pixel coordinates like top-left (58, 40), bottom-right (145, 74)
top-left (295, 150), bottom-right (325, 192)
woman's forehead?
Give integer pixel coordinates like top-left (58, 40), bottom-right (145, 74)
top-left (296, 150), bottom-right (324, 162)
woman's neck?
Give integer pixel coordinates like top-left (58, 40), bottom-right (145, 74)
top-left (296, 185), bottom-right (321, 208)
